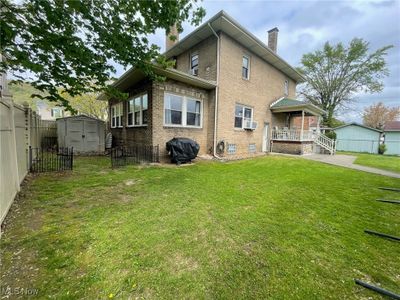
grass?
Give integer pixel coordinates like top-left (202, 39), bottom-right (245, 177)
top-left (1, 156), bottom-right (399, 299)
top-left (337, 151), bottom-right (400, 173)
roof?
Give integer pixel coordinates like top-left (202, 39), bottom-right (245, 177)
top-left (384, 121), bottom-right (400, 131)
top-left (56, 114), bottom-right (105, 122)
top-left (270, 97), bottom-right (326, 116)
top-left (333, 123), bottom-right (383, 133)
top-left (97, 65), bottom-right (217, 100)
top-left (165, 10), bottom-right (304, 83)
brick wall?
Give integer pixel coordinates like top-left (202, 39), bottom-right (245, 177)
top-left (272, 141), bottom-right (314, 155)
top-left (175, 35), bottom-right (218, 82)
top-left (216, 32), bottom-right (297, 157)
top-left (151, 79), bottom-right (212, 161)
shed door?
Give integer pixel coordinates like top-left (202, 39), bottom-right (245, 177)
top-left (66, 120), bottom-right (84, 152)
top-left (83, 119), bottom-right (99, 152)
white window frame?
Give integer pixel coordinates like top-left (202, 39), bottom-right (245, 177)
top-left (234, 104), bottom-right (253, 129)
top-left (190, 52), bottom-right (199, 75)
top-left (127, 93), bottom-right (148, 127)
top-left (242, 55), bottom-right (250, 80)
top-left (284, 79), bottom-right (289, 96)
top-left (164, 92), bottom-right (203, 128)
top-left (111, 102), bottom-right (123, 128)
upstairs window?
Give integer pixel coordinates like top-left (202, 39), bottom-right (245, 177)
top-left (242, 55), bottom-right (250, 79)
top-left (190, 53), bottom-right (199, 76)
top-left (111, 102), bottom-right (123, 128)
top-left (127, 93), bottom-right (148, 126)
top-left (164, 93), bottom-right (202, 127)
top-left (234, 104), bottom-right (253, 129)
top-left (284, 80), bottom-right (289, 96)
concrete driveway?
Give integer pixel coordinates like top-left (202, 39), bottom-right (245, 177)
top-left (302, 154), bottom-right (400, 179)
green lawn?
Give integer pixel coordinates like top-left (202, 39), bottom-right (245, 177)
top-left (1, 156), bottom-right (399, 299)
top-left (338, 151), bottom-right (400, 173)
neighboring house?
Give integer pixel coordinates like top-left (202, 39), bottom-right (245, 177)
top-left (36, 100), bottom-right (69, 120)
top-left (334, 123), bottom-right (382, 154)
top-left (99, 11), bottom-right (334, 160)
top-left (383, 121), bottom-right (400, 155)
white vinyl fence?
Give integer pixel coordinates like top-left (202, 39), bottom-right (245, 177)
top-left (0, 97), bottom-right (56, 225)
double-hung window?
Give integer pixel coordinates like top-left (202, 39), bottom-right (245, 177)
top-left (242, 55), bottom-right (250, 79)
top-left (234, 104), bottom-right (253, 129)
top-left (111, 102), bottom-right (123, 128)
top-left (127, 93), bottom-right (148, 126)
top-left (190, 53), bottom-right (199, 75)
top-left (164, 93), bottom-right (202, 127)
top-left (284, 80), bottom-right (289, 96)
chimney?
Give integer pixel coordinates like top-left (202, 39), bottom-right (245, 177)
top-left (268, 27), bottom-right (279, 53)
top-left (166, 24), bottom-right (179, 51)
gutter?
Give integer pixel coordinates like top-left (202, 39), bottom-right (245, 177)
top-left (208, 22), bottom-right (222, 159)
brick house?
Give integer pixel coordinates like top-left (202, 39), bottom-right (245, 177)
top-left (99, 11), bottom-right (334, 160)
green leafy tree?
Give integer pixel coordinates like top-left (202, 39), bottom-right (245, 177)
top-left (63, 91), bottom-right (108, 120)
top-left (0, 0), bottom-right (205, 111)
top-left (298, 38), bottom-right (392, 127)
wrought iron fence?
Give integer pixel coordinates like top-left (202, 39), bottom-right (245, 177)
top-left (110, 145), bottom-right (160, 168)
top-left (29, 147), bottom-right (74, 173)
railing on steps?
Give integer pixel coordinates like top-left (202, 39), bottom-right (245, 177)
top-left (314, 133), bottom-right (336, 155)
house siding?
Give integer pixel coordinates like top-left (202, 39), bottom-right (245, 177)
top-left (151, 79), bottom-right (212, 161)
top-left (384, 131), bottom-right (400, 155)
top-left (334, 125), bottom-right (381, 154)
top-left (109, 80), bottom-right (153, 146)
top-left (175, 35), bottom-right (218, 82)
top-left (216, 32), bottom-right (297, 157)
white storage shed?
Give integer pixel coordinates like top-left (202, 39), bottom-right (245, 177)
top-left (57, 115), bottom-right (105, 153)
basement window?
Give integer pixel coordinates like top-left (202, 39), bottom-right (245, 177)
top-left (248, 143), bottom-right (256, 153)
top-left (227, 143), bottom-right (237, 155)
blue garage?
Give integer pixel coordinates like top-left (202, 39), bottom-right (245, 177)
top-left (334, 123), bottom-right (382, 154)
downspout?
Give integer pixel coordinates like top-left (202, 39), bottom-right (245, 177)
top-left (208, 22), bottom-right (221, 158)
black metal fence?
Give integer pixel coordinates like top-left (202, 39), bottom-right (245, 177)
top-left (110, 145), bottom-right (160, 167)
top-left (29, 147), bottom-right (74, 173)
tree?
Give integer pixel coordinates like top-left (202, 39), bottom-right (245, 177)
top-left (362, 102), bottom-right (400, 129)
top-left (63, 91), bottom-right (108, 120)
top-left (0, 0), bottom-right (205, 111)
top-left (298, 38), bottom-right (392, 127)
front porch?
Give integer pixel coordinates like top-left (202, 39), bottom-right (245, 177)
top-left (269, 98), bottom-right (335, 155)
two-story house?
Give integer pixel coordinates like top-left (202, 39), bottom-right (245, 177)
top-left (100, 11), bottom-right (334, 160)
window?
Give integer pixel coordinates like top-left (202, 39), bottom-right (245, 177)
top-left (227, 144), bottom-right (237, 155)
top-left (284, 80), bottom-right (289, 96)
top-left (242, 55), bottom-right (250, 79)
top-left (164, 93), bottom-right (202, 127)
top-left (51, 107), bottom-right (63, 118)
top-left (127, 93), bottom-right (148, 126)
top-left (234, 104), bottom-right (253, 129)
top-left (248, 143), bottom-right (256, 153)
top-left (111, 102), bottom-right (123, 128)
top-left (190, 53), bottom-right (199, 75)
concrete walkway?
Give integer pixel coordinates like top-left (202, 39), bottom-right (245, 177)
top-left (301, 154), bottom-right (400, 179)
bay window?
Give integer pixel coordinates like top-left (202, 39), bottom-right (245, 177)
top-left (111, 102), bottom-right (123, 128)
top-left (164, 93), bottom-right (202, 127)
top-left (127, 93), bottom-right (148, 126)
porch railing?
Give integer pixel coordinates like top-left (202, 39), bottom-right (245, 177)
top-left (272, 129), bottom-right (315, 141)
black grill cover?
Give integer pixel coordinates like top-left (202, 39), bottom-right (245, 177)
top-left (166, 138), bottom-right (200, 164)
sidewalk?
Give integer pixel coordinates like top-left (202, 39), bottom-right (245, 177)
top-left (275, 153), bottom-right (400, 179)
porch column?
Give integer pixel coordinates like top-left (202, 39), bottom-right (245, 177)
top-left (317, 115), bottom-right (320, 132)
top-left (300, 110), bottom-right (304, 141)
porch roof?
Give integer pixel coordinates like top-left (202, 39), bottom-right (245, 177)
top-left (270, 98), bottom-right (326, 116)
top-left (97, 64), bottom-right (217, 101)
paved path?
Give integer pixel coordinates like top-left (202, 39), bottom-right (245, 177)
top-left (301, 154), bottom-right (400, 179)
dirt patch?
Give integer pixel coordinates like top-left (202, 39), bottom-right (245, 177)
top-left (169, 253), bottom-right (199, 275)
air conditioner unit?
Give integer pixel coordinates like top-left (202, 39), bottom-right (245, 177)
top-left (243, 120), bottom-right (257, 130)
top-left (190, 68), bottom-right (199, 76)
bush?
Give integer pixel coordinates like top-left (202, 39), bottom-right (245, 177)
top-left (378, 144), bottom-right (386, 155)
top-left (324, 131), bottom-right (336, 140)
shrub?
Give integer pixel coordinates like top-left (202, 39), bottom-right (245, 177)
top-left (378, 144), bottom-right (387, 155)
top-left (324, 131), bottom-right (337, 140)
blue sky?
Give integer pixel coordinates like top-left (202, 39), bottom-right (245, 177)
top-left (115, 0), bottom-right (400, 122)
